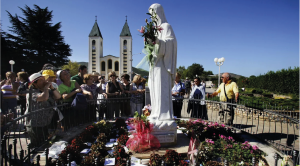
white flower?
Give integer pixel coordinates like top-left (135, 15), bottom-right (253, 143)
top-left (258, 160), bottom-right (266, 166)
top-left (239, 161), bottom-right (244, 165)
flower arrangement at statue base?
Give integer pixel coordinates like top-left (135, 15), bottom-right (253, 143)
top-left (196, 136), bottom-right (268, 166)
top-left (57, 119), bottom-right (132, 166)
top-left (126, 105), bottom-right (160, 152)
top-left (149, 150), bottom-right (188, 166)
top-left (176, 119), bottom-right (269, 166)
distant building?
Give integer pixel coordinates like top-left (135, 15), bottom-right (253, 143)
top-left (88, 17), bottom-right (132, 78)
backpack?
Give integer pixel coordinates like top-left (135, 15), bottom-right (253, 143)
top-left (71, 93), bottom-right (88, 110)
top-left (185, 80), bottom-right (191, 88)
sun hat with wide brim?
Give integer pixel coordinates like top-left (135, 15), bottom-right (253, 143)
top-left (56, 70), bottom-right (64, 82)
top-left (28, 73), bottom-right (44, 86)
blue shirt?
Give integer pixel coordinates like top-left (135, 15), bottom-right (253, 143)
top-left (189, 84), bottom-right (205, 105)
top-left (172, 81), bottom-right (185, 100)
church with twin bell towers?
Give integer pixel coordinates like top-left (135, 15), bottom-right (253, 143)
top-left (88, 16), bottom-right (132, 78)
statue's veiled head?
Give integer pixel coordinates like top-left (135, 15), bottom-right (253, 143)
top-left (149, 3), bottom-right (167, 25)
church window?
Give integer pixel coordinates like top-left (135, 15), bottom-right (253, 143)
top-left (124, 57), bottom-right (127, 59)
top-left (108, 59), bottom-right (112, 69)
top-left (123, 61), bottom-right (127, 63)
top-left (123, 40), bottom-right (127, 50)
top-left (124, 67), bottom-right (127, 69)
top-left (115, 61), bottom-right (119, 71)
top-left (101, 61), bottom-right (105, 71)
top-left (92, 57), bottom-right (96, 59)
top-left (124, 64), bottom-right (127, 66)
top-left (92, 64), bottom-right (96, 66)
top-left (92, 40), bottom-right (96, 52)
top-left (92, 61), bottom-right (96, 63)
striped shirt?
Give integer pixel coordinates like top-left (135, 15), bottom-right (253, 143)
top-left (1, 85), bottom-right (16, 99)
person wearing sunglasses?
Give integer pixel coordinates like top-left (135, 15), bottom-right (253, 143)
top-left (207, 72), bottom-right (239, 125)
top-left (106, 71), bottom-right (124, 119)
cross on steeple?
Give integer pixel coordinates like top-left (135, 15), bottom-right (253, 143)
top-left (95, 16), bottom-right (97, 22)
top-left (126, 15), bottom-right (127, 22)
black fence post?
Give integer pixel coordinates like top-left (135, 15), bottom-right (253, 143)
top-left (19, 150), bottom-right (24, 165)
top-left (36, 155), bottom-right (40, 166)
top-left (45, 148), bottom-right (49, 166)
top-left (293, 150), bottom-right (297, 166)
top-left (13, 139), bottom-right (17, 161)
top-left (3, 135), bottom-right (7, 166)
top-left (8, 144), bottom-right (12, 166)
top-left (274, 153), bottom-right (278, 166)
top-left (27, 143), bottom-right (31, 164)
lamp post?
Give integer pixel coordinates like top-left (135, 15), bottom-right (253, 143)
top-left (9, 60), bottom-right (15, 72)
top-left (214, 57), bottom-right (225, 87)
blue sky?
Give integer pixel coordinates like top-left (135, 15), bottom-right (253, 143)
top-left (1, 0), bottom-right (299, 77)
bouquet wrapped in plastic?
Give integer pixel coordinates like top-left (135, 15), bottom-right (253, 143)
top-left (126, 119), bottom-right (160, 152)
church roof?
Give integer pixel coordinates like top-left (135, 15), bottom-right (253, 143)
top-left (120, 20), bottom-right (131, 36)
top-left (89, 21), bottom-right (103, 38)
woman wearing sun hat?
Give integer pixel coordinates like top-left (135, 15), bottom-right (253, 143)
top-left (25, 72), bottom-right (61, 147)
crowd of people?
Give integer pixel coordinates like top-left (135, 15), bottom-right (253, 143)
top-left (0, 64), bottom-right (147, 145)
top-left (1, 63), bottom-right (239, 145)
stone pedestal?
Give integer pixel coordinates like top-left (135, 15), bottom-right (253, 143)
top-left (148, 119), bottom-right (177, 146)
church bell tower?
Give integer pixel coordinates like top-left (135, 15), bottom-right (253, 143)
top-left (88, 16), bottom-right (103, 73)
top-left (119, 17), bottom-right (132, 75)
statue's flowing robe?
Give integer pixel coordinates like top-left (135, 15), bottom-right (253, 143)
top-left (148, 22), bottom-right (177, 120)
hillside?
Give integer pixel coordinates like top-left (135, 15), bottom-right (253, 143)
top-left (132, 67), bottom-right (149, 77)
top-left (77, 62), bottom-right (88, 67)
top-left (211, 72), bottom-right (245, 79)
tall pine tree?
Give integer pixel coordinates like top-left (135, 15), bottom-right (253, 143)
top-left (4, 5), bottom-right (71, 75)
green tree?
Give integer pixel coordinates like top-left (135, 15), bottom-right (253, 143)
top-left (176, 66), bottom-right (186, 78)
top-left (62, 61), bottom-right (80, 76)
top-left (1, 32), bottom-right (21, 77)
top-left (185, 63), bottom-right (204, 79)
top-left (5, 5), bottom-right (71, 74)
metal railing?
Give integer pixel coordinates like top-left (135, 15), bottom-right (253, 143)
top-left (178, 96), bottom-right (300, 165)
top-left (1, 91), bottom-right (299, 165)
top-left (1, 88), bottom-right (144, 165)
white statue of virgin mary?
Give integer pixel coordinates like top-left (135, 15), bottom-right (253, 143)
top-left (148, 3), bottom-right (177, 121)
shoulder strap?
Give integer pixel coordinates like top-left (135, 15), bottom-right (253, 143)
top-left (224, 83), bottom-right (229, 102)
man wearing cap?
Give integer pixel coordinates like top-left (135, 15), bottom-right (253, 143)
top-left (42, 70), bottom-right (58, 89)
top-left (71, 65), bottom-right (87, 86)
top-left (25, 73), bottom-right (61, 146)
top-left (42, 70), bottom-right (64, 127)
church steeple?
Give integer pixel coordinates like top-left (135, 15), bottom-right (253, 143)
top-left (120, 17), bottom-right (131, 36)
top-left (89, 17), bottom-right (103, 38)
